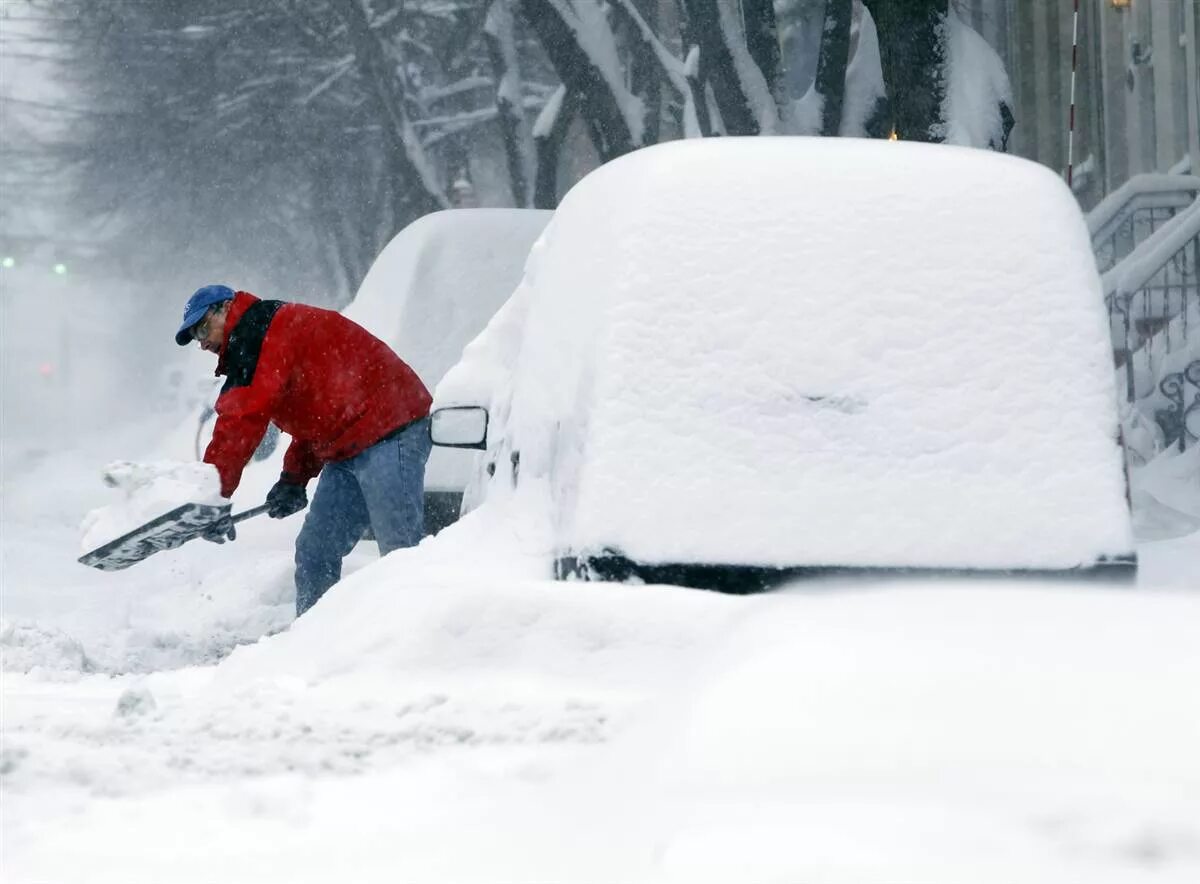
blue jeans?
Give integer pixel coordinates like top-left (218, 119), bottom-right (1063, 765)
top-left (294, 417), bottom-right (431, 616)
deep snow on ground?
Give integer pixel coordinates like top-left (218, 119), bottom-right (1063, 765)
top-left (2, 415), bottom-right (1199, 881)
top-left (0, 423), bottom-right (385, 675)
top-left (4, 556), bottom-right (1199, 882)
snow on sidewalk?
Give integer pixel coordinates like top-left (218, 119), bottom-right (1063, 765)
top-left (3, 571), bottom-right (1199, 884)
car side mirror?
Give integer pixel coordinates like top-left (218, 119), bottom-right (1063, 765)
top-left (430, 406), bottom-right (489, 450)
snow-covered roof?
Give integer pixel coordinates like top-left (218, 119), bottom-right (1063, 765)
top-left (485, 137), bottom-right (1133, 570)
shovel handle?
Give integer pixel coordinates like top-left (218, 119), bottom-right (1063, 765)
top-left (232, 504), bottom-right (270, 524)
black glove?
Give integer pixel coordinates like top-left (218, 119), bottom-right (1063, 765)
top-left (266, 478), bottom-right (308, 519)
top-left (201, 507), bottom-right (236, 544)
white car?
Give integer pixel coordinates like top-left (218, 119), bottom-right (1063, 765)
top-left (432, 137), bottom-right (1136, 585)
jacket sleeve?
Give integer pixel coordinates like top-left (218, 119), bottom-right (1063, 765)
top-left (204, 409), bottom-right (270, 498)
top-left (282, 438), bottom-right (322, 485)
top-left (203, 327), bottom-right (294, 498)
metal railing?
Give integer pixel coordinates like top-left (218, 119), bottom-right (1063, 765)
top-left (1158, 360), bottom-right (1200, 452)
top-left (1105, 198), bottom-right (1200, 403)
top-left (1089, 174), bottom-right (1200, 273)
top-left (1094, 162), bottom-right (1200, 454)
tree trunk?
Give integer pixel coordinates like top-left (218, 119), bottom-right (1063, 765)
top-left (484, 0), bottom-right (533, 206)
top-left (533, 86), bottom-right (583, 209)
top-left (519, 0), bottom-right (638, 162)
top-left (624, 0), bottom-right (662, 144)
top-left (741, 0), bottom-right (782, 104)
top-left (308, 136), bottom-right (384, 304)
top-left (332, 0), bottom-right (448, 223)
top-left (862, 0), bottom-right (949, 142)
top-left (310, 162), bottom-right (352, 302)
top-left (815, 0), bottom-right (852, 136)
top-left (678, 0), bottom-right (761, 135)
top-left (672, 10), bottom-right (713, 138)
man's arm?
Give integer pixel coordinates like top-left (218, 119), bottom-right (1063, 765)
top-left (281, 437), bottom-right (322, 486)
top-left (203, 320), bottom-right (294, 498)
top-left (204, 402), bottom-right (271, 498)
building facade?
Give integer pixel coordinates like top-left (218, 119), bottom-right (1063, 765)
top-left (966, 0), bottom-right (1200, 208)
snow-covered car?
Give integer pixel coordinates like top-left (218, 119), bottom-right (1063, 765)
top-left (189, 208), bottom-right (551, 533)
top-left (432, 137), bottom-right (1136, 586)
top-left (343, 207), bottom-right (552, 532)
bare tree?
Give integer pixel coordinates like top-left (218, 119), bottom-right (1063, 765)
top-left (332, 0), bottom-right (449, 222)
top-left (518, 0), bottom-right (644, 161)
top-left (484, 0), bottom-right (534, 206)
top-left (45, 0), bottom-right (552, 301)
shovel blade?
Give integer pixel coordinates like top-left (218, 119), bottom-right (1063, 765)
top-left (78, 502), bottom-right (231, 572)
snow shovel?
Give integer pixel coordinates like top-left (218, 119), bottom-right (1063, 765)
top-left (78, 503), bottom-right (269, 572)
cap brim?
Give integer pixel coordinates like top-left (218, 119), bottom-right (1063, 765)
top-left (174, 305), bottom-right (209, 346)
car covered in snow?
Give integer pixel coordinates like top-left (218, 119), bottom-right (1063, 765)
top-left (432, 137), bottom-right (1136, 587)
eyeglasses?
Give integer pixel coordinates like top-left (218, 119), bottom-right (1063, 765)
top-left (191, 307), bottom-right (218, 342)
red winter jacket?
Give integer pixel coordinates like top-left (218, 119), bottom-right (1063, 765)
top-left (203, 292), bottom-right (432, 497)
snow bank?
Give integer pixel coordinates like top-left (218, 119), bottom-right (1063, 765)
top-left (471, 137), bottom-right (1132, 570)
top-left (79, 460), bottom-right (223, 553)
top-left (642, 583), bottom-right (1200, 882)
top-left (344, 209), bottom-right (550, 492)
top-left (8, 573), bottom-right (1200, 883)
top-left (211, 479), bottom-right (558, 685)
top-left (1131, 445), bottom-right (1200, 540)
top-left (0, 416), bottom-right (304, 676)
top-left (0, 620), bottom-right (93, 676)
top-left (654, 584), bottom-right (1200, 789)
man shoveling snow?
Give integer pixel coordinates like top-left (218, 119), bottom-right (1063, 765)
top-left (177, 284), bottom-right (432, 615)
top-left (183, 284), bottom-right (436, 614)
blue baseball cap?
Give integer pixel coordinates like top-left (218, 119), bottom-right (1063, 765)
top-left (175, 284), bottom-right (235, 345)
